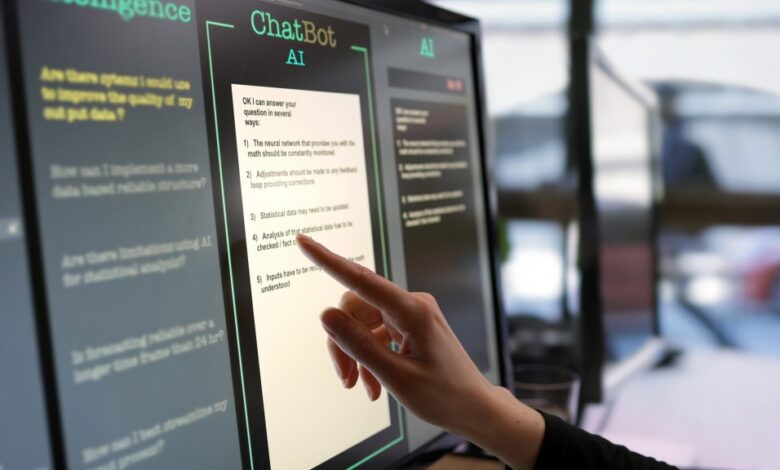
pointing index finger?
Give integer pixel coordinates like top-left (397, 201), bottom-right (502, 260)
top-left (296, 234), bottom-right (414, 326)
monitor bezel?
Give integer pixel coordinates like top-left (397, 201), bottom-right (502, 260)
top-left (1, 1), bottom-right (69, 466)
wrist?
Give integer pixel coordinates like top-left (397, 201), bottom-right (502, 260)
top-left (459, 385), bottom-right (545, 470)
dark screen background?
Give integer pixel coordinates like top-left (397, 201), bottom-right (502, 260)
top-left (15, 1), bottom-right (243, 467)
top-left (392, 98), bottom-right (490, 370)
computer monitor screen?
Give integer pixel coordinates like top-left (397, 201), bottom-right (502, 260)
top-left (3, 0), bottom-right (504, 468)
top-left (589, 55), bottom-right (659, 364)
top-left (12, 1), bottom-right (247, 468)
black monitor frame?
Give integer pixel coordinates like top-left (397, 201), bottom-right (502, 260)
top-left (1, 1), bottom-right (68, 466)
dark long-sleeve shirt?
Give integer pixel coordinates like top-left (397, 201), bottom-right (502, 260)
top-left (534, 412), bottom-right (679, 470)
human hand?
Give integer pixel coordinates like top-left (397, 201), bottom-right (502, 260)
top-left (296, 234), bottom-right (544, 469)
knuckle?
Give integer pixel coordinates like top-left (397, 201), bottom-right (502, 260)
top-left (417, 292), bottom-right (437, 306)
top-left (415, 308), bottom-right (437, 329)
top-left (410, 292), bottom-right (437, 310)
top-left (408, 293), bottom-right (448, 329)
top-left (431, 309), bottom-right (449, 328)
top-left (399, 296), bottom-right (423, 315)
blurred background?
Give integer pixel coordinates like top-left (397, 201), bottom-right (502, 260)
top-left (432, 0), bottom-right (780, 468)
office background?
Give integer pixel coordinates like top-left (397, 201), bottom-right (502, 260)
top-left (434, 0), bottom-right (780, 468)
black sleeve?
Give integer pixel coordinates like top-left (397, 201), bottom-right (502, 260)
top-left (533, 412), bottom-right (679, 470)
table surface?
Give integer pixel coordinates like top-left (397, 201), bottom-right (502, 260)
top-left (583, 348), bottom-right (780, 470)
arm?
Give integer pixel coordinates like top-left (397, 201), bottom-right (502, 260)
top-left (536, 412), bottom-right (678, 470)
top-left (296, 233), bottom-right (544, 469)
top-left (296, 234), bottom-right (676, 470)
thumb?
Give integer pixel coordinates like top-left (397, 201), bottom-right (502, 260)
top-left (320, 308), bottom-right (403, 384)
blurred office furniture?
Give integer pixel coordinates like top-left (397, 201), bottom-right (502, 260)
top-left (582, 348), bottom-right (780, 469)
top-left (587, 2), bottom-right (780, 468)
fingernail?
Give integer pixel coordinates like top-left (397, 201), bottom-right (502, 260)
top-left (321, 309), bottom-right (346, 333)
top-left (363, 381), bottom-right (375, 400)
top-left (341, 362), bottom-right (354, 387)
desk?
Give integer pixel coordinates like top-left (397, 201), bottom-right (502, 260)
top-left (584, 349), bottom-right (780, 469)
